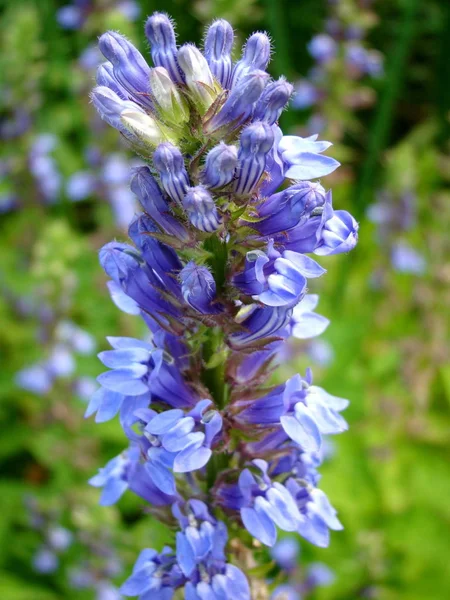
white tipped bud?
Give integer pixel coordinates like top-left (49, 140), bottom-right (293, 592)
top-left (177, 44), bottom-right (220, 111)
top-left (149, 67), bottom-right (189, 124)
top-left (120, 109), bottom-right (176, 147)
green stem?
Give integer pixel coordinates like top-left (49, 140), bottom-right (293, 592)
top-left (264, 0), bottom-right (297, 131)
top-left (201, 238), bottom-right (229, 489)
top-left (354, 0), bottom-right (420, 217)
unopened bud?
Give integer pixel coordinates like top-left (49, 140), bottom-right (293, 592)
top-left (98, 31), bottom-right (153, 109)
top-left (145, 12), bottom-right (184, 84)
top-left (253, 77), bottom-right (293, 125)
top-left (234, 121), bottom-right (274, 194)
top-left (120, 109), bottom-right (174, 147)
top-left (153, 143), bottom-right (190, 205)
top-left (178, 44), bottom-right (219, 111)
top-left (149, 67), bottom-right (189, 124)
top-left (204, 19), bottom-right (234, 88)
top-left (204, 70), bottom-right (269, 134)
top-left (202, 142), bottom-right (237, 188)
top-left (231, 32), bottom-right (271, 87)
top-left (183, 186), bottom-right (221, 232)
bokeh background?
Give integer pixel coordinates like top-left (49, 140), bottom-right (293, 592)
top-left (1, 0), bottom-right (449, 599)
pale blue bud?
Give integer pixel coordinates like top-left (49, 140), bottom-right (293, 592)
top-left (91, 86), bottom-right (145, 135)
top-left (153, 143), bottom-right (190, 205)
top-left (182, 186), bottom-right (221, 232)
top-left (145, 12), bottom-right (184, 84)
top-left (253, 77), bottom-right (293, 125)
top-left (98, 31), bottom-right (153, 109)
top-left (234, 121), bottom-right (274, 194)
top-left (231, 32), bottom-right (271, 87)
top-left (204, 19), bottom-right (234, 88)
top-left (204, 70), bottom-right (269, 134)
top-left (96, 62), bottom-right (127, 99)
top-left (202, 142), bottom-right (237, 188)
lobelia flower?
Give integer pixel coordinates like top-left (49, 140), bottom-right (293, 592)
top-left (87, 12), bottom-right (358, 597)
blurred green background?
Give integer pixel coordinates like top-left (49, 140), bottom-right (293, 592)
top-left (1, 0), bottom-right (449, 599)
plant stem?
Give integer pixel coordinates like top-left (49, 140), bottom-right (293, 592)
top-left (354, 0), bottom-right (420, 217)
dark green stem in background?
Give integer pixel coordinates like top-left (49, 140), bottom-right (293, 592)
top-left (436, 0), bottom-right (450, 147)
top-left (264, 0), bottom-right (297, 131)
top-left (354, 0), bottom-right (420, 217)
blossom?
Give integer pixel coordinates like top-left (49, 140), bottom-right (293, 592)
top-left (87, 12), bottom-right (358, 595)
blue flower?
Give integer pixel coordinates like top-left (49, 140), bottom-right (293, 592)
top-left (120, 547), bottom-right (180, 599)
top-left (289, 294), bottom-right (330, 339)
top-left (180, 262), bottom-right (221, 314)
top-left (137, 400), bottom-right (222, 494)
top-left (230, 305), bottom-right (293, 348)
top-left (391, 241), bottom-right (425, 275)
top-left (308, 34), bottom-right (337, 64)
top-left (256, 182), bottom-right (328, 236)
top-left (88, 13), bottom-right (359, 594)
top-left (314, 210), bottom-right (359, 255)
top-left (234, 242), bottom-right (325, 308)
top-left (88, 452), bottom-right (131, 506)
top-left (278, 134), bottom-right (340, 180)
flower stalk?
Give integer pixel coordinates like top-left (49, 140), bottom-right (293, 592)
top-left (86, 12), bottom-right (359, 599)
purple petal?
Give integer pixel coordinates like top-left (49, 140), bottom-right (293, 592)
top-left (241, 505), bottom-right (277, 546)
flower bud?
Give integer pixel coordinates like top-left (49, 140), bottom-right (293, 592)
top-left (96, 62), bottom-right (127, 99)
top-left (130, 167), bottom-right (189, 240)
top-left (182, 186), bottom-right (221, 232)
top-left (202, 142), bottom-right (237, 188)
top-left (99, 242), bottom-right (141, 284)
top-left (314, 210), bottom-right (359, 256)
top-left (145, 12), bottom-right (184, 84)
top-left (98, 31), bottom-right (153, 109)
top-left (153, 143), bottom-right (190, 205)
top-left (91, 86), bottom-right (144, 134)
top-left (234, 121), bottom-right (274, 195)
top-left (253, 77), bottom-right (293, 125)
top-left (149, 67), bottom-right (189, 124)
top-left (230, 305), bottom-right (292, 348)
top-left (177, 44), bottom-right (219, 111)
top-left (231, 32), bottom-right (271, 87)
top-left (204, 19), bottom-right (234, 88)
top-left (180, 262), bottom-right (219, 314)
top-left (204, 70), bottom-right (269, 134)
top-left (120, 109), bottom-right (173, 148)
top-left (256, 182), bottom-right (327, 236)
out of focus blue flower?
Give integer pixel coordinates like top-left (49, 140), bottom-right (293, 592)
top-left (391, 242), bottom-right (426, 275)
top-left (32, 547), bottom-right (59, 574)
top-left (308, 34), bottom-right (337, 64)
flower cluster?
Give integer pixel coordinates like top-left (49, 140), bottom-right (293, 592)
top-left (293, 0), bottom-right (383, 136)
top-left (368, 190), bottom-right (426, 278)
top-left (57, 0), bottom-right (140, 31)
top-left (87, 12), bottom-right (358, 597)
top-left (26, 496), bottom-right (123, 600)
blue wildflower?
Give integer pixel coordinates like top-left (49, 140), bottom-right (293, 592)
top-left (88, 13), bottom-right (358, 594)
